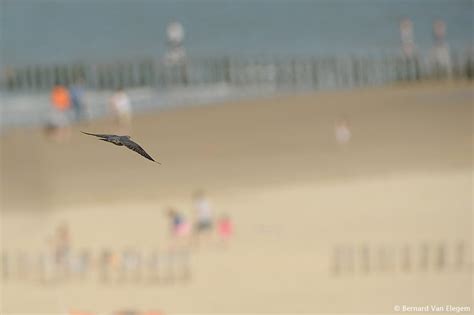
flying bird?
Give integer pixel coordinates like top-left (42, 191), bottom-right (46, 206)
top-left (81, 131), bottom-right (160, 164)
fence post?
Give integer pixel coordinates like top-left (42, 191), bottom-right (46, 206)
top-left (360, 243), bottom-right (370, 274)
top-left (331, 246), bottom-right (340, 275)
top-left (435, 243), bottom-right (446, 272)
top-left (419, 242), bottom-right (429, 271)
top-left (400, 244), bottom-right (412, 272)
top-left (1, 251), bottom-right (8, 281)
top-left (454, 240), bottom-right (466, 271)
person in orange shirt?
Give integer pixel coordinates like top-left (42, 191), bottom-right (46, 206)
top-left (47, 82), bottom-right (71, 142)
top-left (51, 84), bottom-right (71, 111)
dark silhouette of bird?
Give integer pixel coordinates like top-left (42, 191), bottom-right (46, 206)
top-left (81, 131), bottom-right (160, 164)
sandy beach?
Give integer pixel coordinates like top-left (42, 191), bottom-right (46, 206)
top-left (1, 81), bottom-right (473, 314)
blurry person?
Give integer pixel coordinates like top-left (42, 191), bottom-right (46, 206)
top-left (69, 77), bottom-right (88, 122)
top-left (109, 87), bottom-right (132, 134)
top-left (192, 190), bottom-right (214, 247)
top-left (165, 20), bottom-right (186, 65)
top-left (217, 213), bottom-right (233, 248)
top-left (334, 117), bottom-right (352, 145)
top-left (49, 82), bottom-right (71, 142)
top-left (54, 222), bottom-right (71, 279)
top-left (430, 19), bottom-right (452, 78)
top-left (167, 207), bottom-right (191, 248)
top-left (400, 18), bottom-right (416, 58)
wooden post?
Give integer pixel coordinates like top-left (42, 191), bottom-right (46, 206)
top-left (401, 244), bottom-right (412, 272)
top-left (1, 251), bottom-right (8, 281)
top-left (311, 58), bottom-right (319, 89)
top-left (344, 245), bottom-right (355, 274)
top-left (360, 243), bottom-right (370, 274)
top-left (454, 240), bottom-right (466, 271)
top-left (419, 242), bottom-right (429, 271)
top-left (33, 65), bottom-right (42, 90)
top-left (223, 56), bottom-right (231, 84)
top-left (331, 245), bottom-right (342, 275)
top-left (435, 243), bottom-right (446, 271)
top-left (376, 245), bottom-right (389, 272)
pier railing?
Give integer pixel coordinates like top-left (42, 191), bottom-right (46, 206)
top-left (1, 52), bottom-right (473, 92)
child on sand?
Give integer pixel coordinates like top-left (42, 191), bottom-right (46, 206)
top-left (192, 190), bottom-right (214, 247)
top-left (217, 214), bottom-right (233, 247)
top-left (167, 208), bottom-right (191, 247)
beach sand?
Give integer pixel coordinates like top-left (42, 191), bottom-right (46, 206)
top-left (1, 81), bottom-right (473, 314)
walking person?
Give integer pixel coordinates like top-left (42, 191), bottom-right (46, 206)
top-left (69, 77), bottom-right (88, 122)
top-left (109, 87), bottom-right (132, 134)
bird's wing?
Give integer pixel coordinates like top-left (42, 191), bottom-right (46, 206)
top-left (81, 131), bottom-right (116, 138)
top-left (122, 139), bottom-right (160, 164)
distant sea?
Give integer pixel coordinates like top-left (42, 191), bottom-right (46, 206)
top-left (1, 0), bottom-right (473, 69)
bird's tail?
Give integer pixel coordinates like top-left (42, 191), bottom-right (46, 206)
top-left (81, 131), bottom-right (107, 138)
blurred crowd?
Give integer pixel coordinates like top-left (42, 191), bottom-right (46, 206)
top-left (166, 190), bottom-right (233, 250)
top-left (1, 190), bottom-right (233, 286)
top-left (41, 18), bottom-right (464, 144)
top-left (45, 79), bottom-right (133, 142)
top-left (43, 21), bottom-right (188, 142)
top-left (399, 18), bottom-right (456, 77)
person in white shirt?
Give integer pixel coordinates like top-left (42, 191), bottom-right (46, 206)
top-left (430, 20), bottom-right (452, 78)
top-left (400, 18), bottom-right (416, 58)
top-left (192, 190), bottom-right (214, 247)
top-left (335, 117), bottom-right (352, 145)
top-left (110, 87), bottom-right (132, 133)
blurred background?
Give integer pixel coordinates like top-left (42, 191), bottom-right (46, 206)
top-left (0, 0), bottom-right (473, 314)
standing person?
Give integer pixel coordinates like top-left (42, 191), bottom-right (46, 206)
top-left (49, 82), bottom-right (71, 142)
top-left (166, 207), bottom-right (191, 248)
top-left (430, 19), bottom-right (452, 78)
top-left (400, 18), bottom-right (416, 58)
top-left (192, 190), bottom-right (214, 247)
top-left (217, 213), bottom-right (233, 248)
top-left (334, 117), bottom-right (352, 145)
top-left (109, 87), bottom-right (132, 134)
top-left (165, 20), bottom-right (186, 65)
top-left (69, 78), bottom-right (87, 122)
top-left (399, 18), bottom-right (421, 80)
